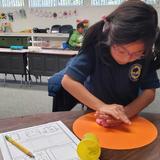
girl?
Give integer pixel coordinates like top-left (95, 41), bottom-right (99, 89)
top-left (62, 0), bottom-right (160, 127)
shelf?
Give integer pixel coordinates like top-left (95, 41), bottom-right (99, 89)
top-left (0, 33), bottom-right (69, 48)
top-left (0, 33), bottom-right (69, 38)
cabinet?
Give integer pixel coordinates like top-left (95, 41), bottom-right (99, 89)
top-left (27, 49), bottom-right (77, 81)
top-left (0, 50), bottom-right (27, 82)
top-left (0, 36), bottom-right (30, 48)
top-left (0, 48), bottom-right (77, 83)
top-left (0, 33), bottom-right (69, 49)
top-left (28, 53), bottom-right (72, 77)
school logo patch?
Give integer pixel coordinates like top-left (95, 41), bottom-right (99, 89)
top-left (129, 64), bottom-right (142, 81)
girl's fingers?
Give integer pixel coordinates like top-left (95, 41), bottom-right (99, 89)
top-left (119, 115), bottom-right (131, 124)
top-left (106, 119), bottom-right (121, 124)
top-left (96, 109), bottom-right (127, 123)
top-left (117, 105), bottom-right (125, 112)
top-left (109, 110), bottom-right (121, 120)
top-left (97, 111), bottom-right (131, 125)
top-left (97, 114), bottom-right (111, 119)
top-left (95, 105), bottom-right (131, 125)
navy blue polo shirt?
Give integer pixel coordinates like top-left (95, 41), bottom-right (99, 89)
top-left (65, 45), bottom-right (160, 106)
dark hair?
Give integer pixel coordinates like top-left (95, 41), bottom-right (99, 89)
top-left (77, 22), bottom-right (85, 29)
top-left (153, 27), bottom-right (160, 69)
top-left (82, 0), bottom-right (160, 69)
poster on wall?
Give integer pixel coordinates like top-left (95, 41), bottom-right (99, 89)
top-left (0, 9), bottom-right (27, 33)
top-left (0, 13), bottom-right (6, 20)
top-left (8, 13), bottom-right (14, 22)
top-left (29, 9), bottom-right (78, 19)
top-left (0, 12), bottom-right (12, 33)
top-left (19, 9), bottom-right (27, 19)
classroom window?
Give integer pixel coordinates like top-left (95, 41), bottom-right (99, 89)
top-left (91, 0), bottom-right (123, 5)
top-left (91, 0), bottom-right (159, 5)
top-left (58, 0), bottom-right (83, 6)
top-left (28, 0), bottom-right (56, 7)
top-left (144, 0), bottom-right (157, 4)
top-left (0, 0), bottom-right (25, 7)
top-left (28, 0), bottom-right (83, 7)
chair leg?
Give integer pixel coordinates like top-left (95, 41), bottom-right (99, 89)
top-left (34, 75), bottom-right (40, 84)
top-left (40, 75), bottom-right (42, 83)
top-left (12, 74), bottom-right (16, 81)
top-left (4, 73), bottom-right (7, 87)
top-left (29, 79), bottom-right (31, 87)
top-left (21, 75), bottom-right (24, 86)
top-left (27, 67), bottom-right (32, 86)
top-left (28, 74), bottom-right (32, 87)
top-left (35, 76), bottom-right (38, 83)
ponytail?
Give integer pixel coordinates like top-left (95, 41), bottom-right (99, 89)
top-left (153, 28), bottom-right (160, 70)
top-left (81, 20), bottom-right (104, 50)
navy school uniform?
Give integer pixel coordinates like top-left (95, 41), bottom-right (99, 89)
top-left (48, 57), bottom-right (76, 97)
top-left (65, 44), bottom-right (160, 106)
top-left (48, 56), bottom-right (80, 111)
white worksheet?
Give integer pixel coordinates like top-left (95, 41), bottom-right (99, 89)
top-left (0, 121), bottom-right (80, 160)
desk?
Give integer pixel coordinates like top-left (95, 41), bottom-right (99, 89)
top-left (28, 49), bottom-right (78, 80)
top-left (0, 48), bottom-right (28, 83)
top-left (0, 111), bottom-right (159, 160)
top-left (0, 48), bottom-right (78, 83)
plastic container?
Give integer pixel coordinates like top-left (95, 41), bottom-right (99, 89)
top-left (10, 45), bottom-right (24, 50)
top-left (62, 42), bottom-right (68, 49)
top-left (28, 46), bottom-right (41, 52)
top-left (77, 133), bottom-right (101, 160)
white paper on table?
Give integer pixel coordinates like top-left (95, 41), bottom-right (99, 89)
top-left (0, 121), bottom-right (80, 160)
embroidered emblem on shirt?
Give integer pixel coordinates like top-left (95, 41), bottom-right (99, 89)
top-left (129, 64), bottom-right (142, 81)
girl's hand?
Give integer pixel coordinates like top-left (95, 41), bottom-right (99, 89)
top-left (95, 104), bottom-right (131, 125)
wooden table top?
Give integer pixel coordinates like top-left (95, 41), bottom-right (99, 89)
top-left (0, 48), bottom-right (28, 53)
top-left (0, 48), bottom-right (78, 56)
top-left (0, 111), bottom-right (159, 160)
top-left (28, 48), bottom-right (78, 55)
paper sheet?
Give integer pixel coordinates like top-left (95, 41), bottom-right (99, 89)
top-left (0, 121), bottom-right (80, 160)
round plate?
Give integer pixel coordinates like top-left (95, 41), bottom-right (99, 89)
top-left (73, 112), bottom-right (158, 150)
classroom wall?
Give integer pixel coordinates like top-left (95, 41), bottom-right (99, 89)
top-left (0, 1), bottom-right (159, 32)
top-left (0, 6), bottom-right (117, 32)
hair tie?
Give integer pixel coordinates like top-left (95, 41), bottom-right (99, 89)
top-left (102, 19), bottom-right (110, 32)
top-left (101, 16), bottom-right (107, 21)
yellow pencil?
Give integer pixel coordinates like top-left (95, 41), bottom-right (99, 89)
top-left (5, 135), bottom-right (35, 158)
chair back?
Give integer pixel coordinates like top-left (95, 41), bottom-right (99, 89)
top-left (51, 25), bottom-right (61, 32)
top-left (59, 25), bottom-right (73, 33)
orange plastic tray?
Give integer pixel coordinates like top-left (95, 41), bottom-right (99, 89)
top-left (73, 112), bottom-right (158, 150)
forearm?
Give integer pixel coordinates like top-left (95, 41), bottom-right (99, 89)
top-left (62, 75), bottom-right (131, 124)
top-left (62, 75), bottom-right (105, 110)
top-left (125, 89), bottom-right (155, 118)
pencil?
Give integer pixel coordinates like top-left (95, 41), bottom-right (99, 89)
top-left (5, 135), bottom-right (35, 158)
